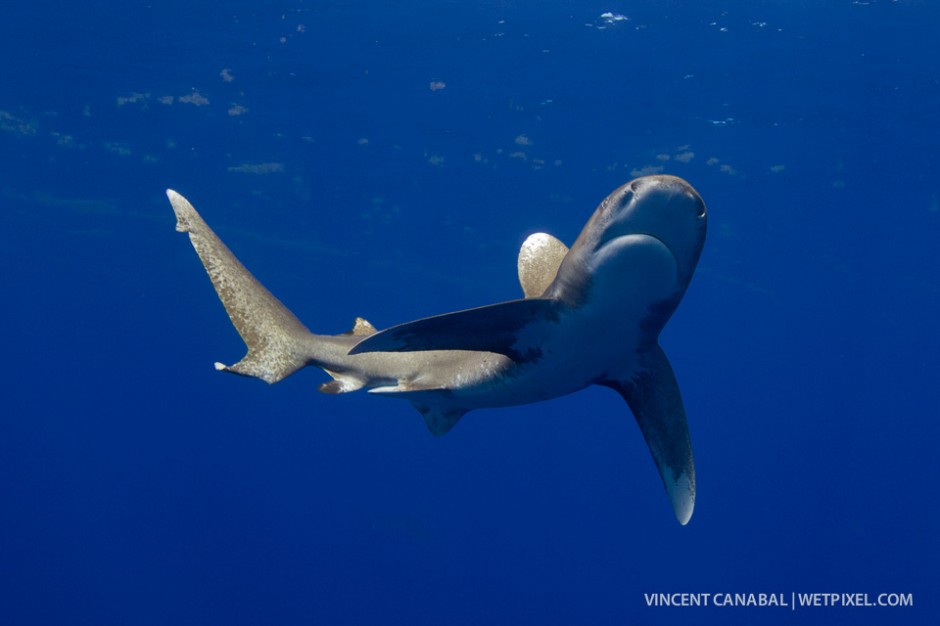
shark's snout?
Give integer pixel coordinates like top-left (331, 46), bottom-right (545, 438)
top-left (633, 175), bottom-right (707, 220)
top-left (590, 175), bottom-right (707, 291)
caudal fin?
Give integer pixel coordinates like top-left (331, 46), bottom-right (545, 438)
top-left (167, 189), bottom-right (311, 383)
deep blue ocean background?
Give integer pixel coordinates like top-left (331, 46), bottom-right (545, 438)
top-left (2, 1), bottom-right (938, 624)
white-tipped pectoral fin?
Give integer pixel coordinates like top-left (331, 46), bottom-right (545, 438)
top-left (660, 466), bottom-right (695, 526)
top-left (601, 344), bottom-right (696, 525)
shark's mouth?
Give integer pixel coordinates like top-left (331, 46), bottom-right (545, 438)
top-left (649, 233), bottom-right (679, 268)
top-left (598, 232), bottom-right (678, 269)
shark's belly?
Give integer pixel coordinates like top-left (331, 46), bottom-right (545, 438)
top-left (440, 324), bottom-right (645, 410)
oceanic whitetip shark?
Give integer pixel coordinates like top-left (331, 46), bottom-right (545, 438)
top-left (167, 175), bottom-right (707, 524)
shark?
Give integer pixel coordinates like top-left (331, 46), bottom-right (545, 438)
top-left (167, 174), bottom-right (707, 524)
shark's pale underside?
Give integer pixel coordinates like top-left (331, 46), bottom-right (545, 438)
top-left (167, 175), bottom-right (707, 524)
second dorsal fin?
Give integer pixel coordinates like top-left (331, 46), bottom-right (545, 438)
top-left (343, 317), bottom-right (377, 336)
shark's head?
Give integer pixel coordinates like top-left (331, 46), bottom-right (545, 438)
top-left (593, 175), bottom-right (707, 287)
top-left (549, 175), bottom-right (707, 308)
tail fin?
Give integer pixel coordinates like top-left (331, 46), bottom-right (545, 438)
top-left (167, 189), bottom-right (311, 384)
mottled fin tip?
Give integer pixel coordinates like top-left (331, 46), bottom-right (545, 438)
top-left (167, 189), bottom-right (312, 384)
top-left (318, 369), bottom-right (366, 394)
top-left (318, 380), bottom-right (345, 394)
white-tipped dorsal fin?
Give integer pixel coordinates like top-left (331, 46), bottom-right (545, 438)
top-left (517, 232), bottom-right (569, 298)
top-left (344, 317), bottom-right (377, 336)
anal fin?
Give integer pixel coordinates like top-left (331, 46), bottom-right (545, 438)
top-left (318, 369), bottom-right (366, 394)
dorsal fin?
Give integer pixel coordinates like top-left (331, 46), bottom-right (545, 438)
top-left (517, 233), bottom-right (569, 298)
top-left (343, 317), bottom-right (377, 336)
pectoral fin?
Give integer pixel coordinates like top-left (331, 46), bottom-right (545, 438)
top-left (602, 345), bottom-right (695, 525)
top-left (348, 299), bottom-right (562, 362)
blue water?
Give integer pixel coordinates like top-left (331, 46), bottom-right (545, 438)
top-left (2, 1), bottom-right (938, 624)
